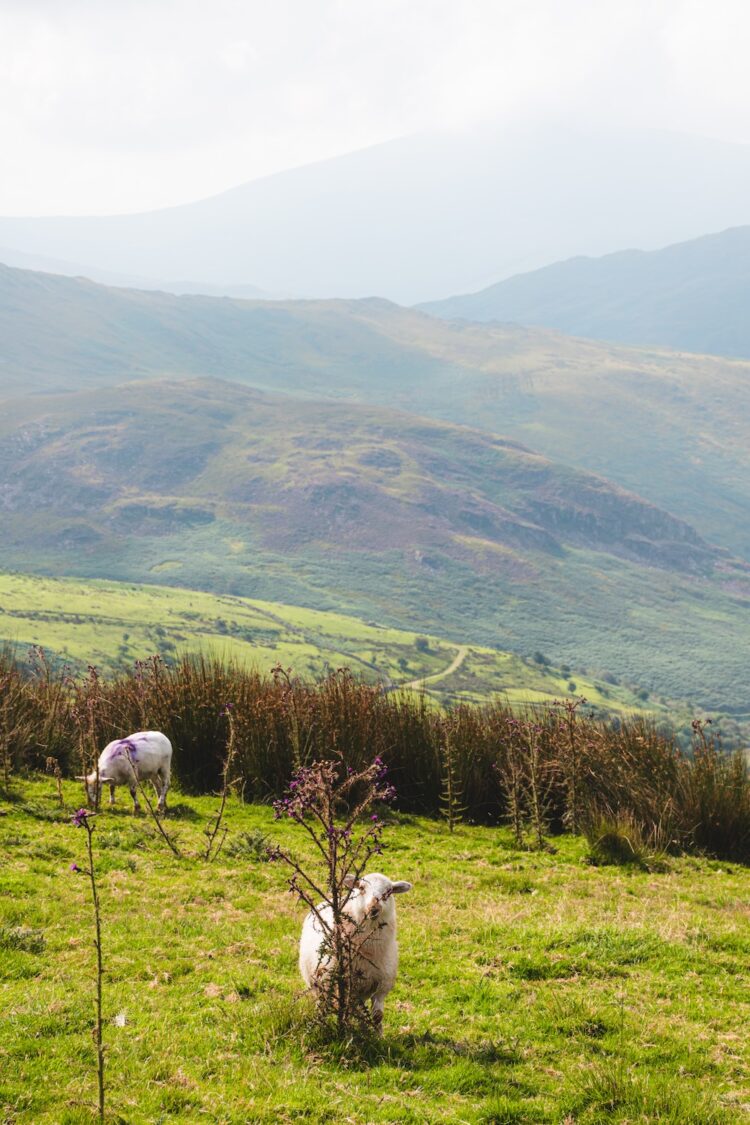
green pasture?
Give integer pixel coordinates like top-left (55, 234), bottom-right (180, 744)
top-left (0, 572), bottom-right (651, 715)
top-left (2, 777), bottom-right (749, 1123)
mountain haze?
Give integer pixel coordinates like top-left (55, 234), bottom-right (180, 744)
top-left (421, 226), bottom-right (750, 357)
top-left (4, 126), bottom-right (750, 302)
top-left (0, 246), bottom-right (269, 300)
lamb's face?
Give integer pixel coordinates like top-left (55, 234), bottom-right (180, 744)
top-left (345, 872), bottom-right (412, 923)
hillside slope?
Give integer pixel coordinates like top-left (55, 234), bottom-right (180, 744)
top-left (0, 572), bottom-right (650, 713)
top-left (3, 125), bottom-right (750, 301)
top-left (2, 261), bottom-right (750, 560)
top-left (1, 378), bottom-right (749, 712)
top-left (421, 226), bottom-right (750, 357)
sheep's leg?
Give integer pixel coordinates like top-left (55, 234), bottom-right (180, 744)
top-left (129, 785), bottom-right (141, 815)
top-left (151, 776), bottom-right (163, 814)
top-left (161, 768), bottom-right (171, 813)
top-left (108, 783), bottom-right (116, 806)
top-left (155, 769), bottom-right (170, 815)
top-left (371, 994), bottom-right (386, 1035)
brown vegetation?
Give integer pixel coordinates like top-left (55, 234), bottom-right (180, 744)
top-left (2, 648), bottom-right (749, 861)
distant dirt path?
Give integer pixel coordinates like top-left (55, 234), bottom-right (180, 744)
top-left (401, 645), bottom-right (469, 691)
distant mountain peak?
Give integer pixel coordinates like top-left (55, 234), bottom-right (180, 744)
top-left (420, 225), bottom-right (750, 358)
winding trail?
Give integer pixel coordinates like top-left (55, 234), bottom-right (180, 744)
top-left (401, 645), bottom-right (469, 691)
top-left (219, 592), bottom-right (467, 694)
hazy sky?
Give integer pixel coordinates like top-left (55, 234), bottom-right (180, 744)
top-left (2, 0), bottom-right (749, 215)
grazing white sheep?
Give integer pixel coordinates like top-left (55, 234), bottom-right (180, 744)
top-left (299, 871), bottom-right (412, 1032)
top-left (77, 731), bottom-right (173, 814)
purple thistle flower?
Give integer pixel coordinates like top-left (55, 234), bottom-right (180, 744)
top-left (70, 862), bottom-right (81, 873)
top-left (71, 808), bottom-right (91, 828)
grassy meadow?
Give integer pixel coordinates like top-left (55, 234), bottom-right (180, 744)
top-left (0, 571), bottom-right (654, 715)
top-left (2, 777), bottom-right (749, 1124)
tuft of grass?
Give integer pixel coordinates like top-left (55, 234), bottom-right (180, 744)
top-left (584, 812), bottom-right (671, 872)
top-left (225, 828), bottom-right (270, 860)
top-left (0, 924), bottom-right (45, 954)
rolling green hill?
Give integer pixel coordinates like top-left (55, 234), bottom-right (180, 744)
top-left (2, 261), bottom-right (750, 562)
top-left (1, 378), bottom-right (749, 716)
top-left (0, 571), bottom-right (651, 714)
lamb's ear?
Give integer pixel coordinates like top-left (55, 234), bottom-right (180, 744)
top-left (99, 776), bottom-right (114, 784)
top-left (343, 874), bottom-right (358, 888)
top-left (74, 775), bottom-right (87, 781)
top-left (391, 881), bottom-right (412, 894)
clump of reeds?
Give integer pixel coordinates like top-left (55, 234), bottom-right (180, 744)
top-left (5, 649), bottom-right (750, 863)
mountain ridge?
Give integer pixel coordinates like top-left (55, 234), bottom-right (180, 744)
top-left (420, 225), bottom-right (750, 357)
top-left (2, 259), bottom-right (750, 563)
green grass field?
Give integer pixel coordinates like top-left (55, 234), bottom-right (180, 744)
top-left (2, 777), bottom-right (749, 1123)
top-left (0, 571), bottom-right (657, 716)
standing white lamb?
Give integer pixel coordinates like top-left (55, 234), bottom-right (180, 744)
top-left (77, 731), bottom-right (173, 814)
top-left (298, 871), bottom-right (412, 1032)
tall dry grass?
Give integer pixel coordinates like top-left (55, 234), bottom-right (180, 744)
top-left (2, 650), bottom-right (748, 861)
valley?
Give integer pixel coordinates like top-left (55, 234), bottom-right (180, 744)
top-left (0, 377), bottom-right (749, 718)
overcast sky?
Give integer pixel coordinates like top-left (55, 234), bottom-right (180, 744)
top-left (2, 0), bottom-right (749, 216)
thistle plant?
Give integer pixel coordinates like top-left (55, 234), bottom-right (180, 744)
top-left (1, 669), bottom-right (13, 791)
top-left (494, 716), bottom-right (554, 849)
top-left (271, 664), bottom-right (311, 771)
top-left (203, 703), bottom-right (238, 861)
top-left (268, 757), bottom-right (396, 1034)
top-left (525, 720), bottom-right (552, 850)
top-left (46, 756), bottom-right (64, 806)
top-left (554, 697), bottom-right (588, 834)
top-left (69, 808), bottom-right (105, 1124)
top-left (71, 666), bottom-right (103, 811)
top-left (439, 720), bottom-right (466, 833)
top-left (495, 717), bottom-right (529, 847)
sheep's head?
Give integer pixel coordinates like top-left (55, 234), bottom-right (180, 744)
top-left (343, 872), bottom-right (412, 924)
top-left (75, 771), bottom-right (114, 805)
